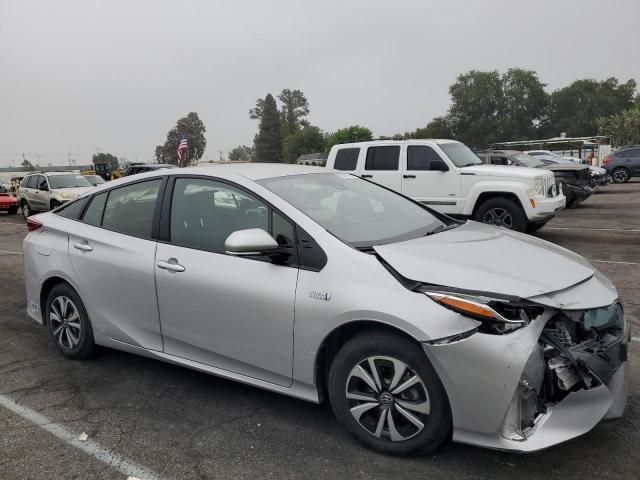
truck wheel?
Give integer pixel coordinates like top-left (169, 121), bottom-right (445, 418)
top-left (328, 331), bottom-right (452, 456)
top-left (611, 167), bottom-right (630, 184)
top-left (50, 200), bottom-right (61, 210)
top-left (475, 197), bottom-right (527, 232)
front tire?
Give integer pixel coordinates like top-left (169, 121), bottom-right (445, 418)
top-left (328, 331), bottom-right (452, 456)
top-left (7, 206), bottom-right (18, 215)
top-left (611, 167), bottom-right (630, 184)
top-left (45, 283), bottom-right (96, 360)
top-left (50, 200), bottom-right (61, 210)
top-left (474, 197), bottom-right (527, 232)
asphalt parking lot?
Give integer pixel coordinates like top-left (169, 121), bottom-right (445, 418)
top-left (1, 182), bottom-right (639, 480)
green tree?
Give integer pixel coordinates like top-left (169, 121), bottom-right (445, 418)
top-left (598, 100), bottom-right (640, 146)
top-left (283, 125), bottom-right (325, 163)
top-left (254, 94), bottom-right (283, 162)
top-left (92, 152), bottom-right (119, 169)
top-left (278, 89), bottom-right (310, 136)
top-left (546, 78), bottom-right (637, 136)
top-left (228, 145), bottom-right (254, 162)
top-left (447, 70), bottom-right (504, 147)
top-left (157, 112), bottom-right (207, 166)
top-left (21, 159), bottom-right (34, 171)
top-left (324, 125), bottom-right (373, 150)
top-left (249, 98), bottom-right (265, 121)
top-left (500, 68), bottom-right (548, 140)
top-left (406, 116), bottom-right (453, 139)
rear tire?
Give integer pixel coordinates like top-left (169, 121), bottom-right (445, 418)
top-left (474, 197), bottom-right (527, 232)
top-left (611, 167), bottom-right (630, 184)
top-left (45, 283), bottom-right (96, 360)
top-left (328, 331), bottom-right (452, 456)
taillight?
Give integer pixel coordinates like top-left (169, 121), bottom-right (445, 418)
top-left (603, 155), bottom-right (613, 165)
top-left (26, 218), bottom-right (43, 232)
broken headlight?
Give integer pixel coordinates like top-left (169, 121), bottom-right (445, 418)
top-left (424, 291), bottom-right (544, 334)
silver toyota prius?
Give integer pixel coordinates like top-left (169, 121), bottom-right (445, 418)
top-left (23, 164), bottom-right (629, 455)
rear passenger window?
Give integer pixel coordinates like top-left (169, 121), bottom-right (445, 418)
top-left (407, 146), bottom-right (441, 170)
top-left (56, 196), bottom-right (89, 219)
top-left (365, 146), bottom-right (400, 170)
top-left (334, 148), bottom-right (360, 171)
top-left (82, 192), bottom-right (108, 226)
top-left (170, 178), bottom-right (268, 253)
top-left (21, 177), bottom-right (31, 188)
top-left (101, 180), bottom-right (161, 238)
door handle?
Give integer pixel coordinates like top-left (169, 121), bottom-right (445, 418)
top-left (361, 174), bottom-right (373, 178)
top-left (73, 242), bottom-right (93, 252)
top-left (403, 174), bottom-right (416, 179)
top-left (157, 259), bottom-right (185, 273)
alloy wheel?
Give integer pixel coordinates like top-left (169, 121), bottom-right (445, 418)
top-left (612, 169), bottom-right (629, 183)
top-left (22, 202), bottom-right (30, 219)
top-left (49, 296), bottom-right (82, 349)
top-left (345, 356), bottom-right (430, 442)
top-left (483, 207), bottom-right (513, 228)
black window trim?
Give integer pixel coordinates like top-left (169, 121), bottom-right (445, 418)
top-left (157, 174), bottom-right (303, 268)
top-left (333, 147), bottom-right (361, 171)
top-left (406, 144), bottom-right (444, 171)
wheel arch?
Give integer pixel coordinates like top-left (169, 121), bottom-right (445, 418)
top-left (39, 275), bottom-right (81, 324)
top-left (314, 320), bottom-right (421, 403)
top-left (471, 191), bottom-right (526, 218)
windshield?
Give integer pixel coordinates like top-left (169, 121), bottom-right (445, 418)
top-left (439, 142), bottom-right (483, 167)
top-left (259, 173), bottom-right (447, 247)
top-left (514, 153), bottom-right (545, 168)
top-left (48, 174), bottom-right (92, 189)
top-left (86, 175), bottom-right (105, 185)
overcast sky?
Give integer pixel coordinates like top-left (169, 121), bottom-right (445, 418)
top-left (1, 0), bottom-right (639, 167)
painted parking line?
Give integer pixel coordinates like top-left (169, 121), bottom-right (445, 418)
top-left (0, 221), bottom-right (25, 226)
top-left (545, 227), bottom-right (640, 233)
top-left (0, 393), bottom-right (163, 480)
top-left (632, 337), bottom-right (640, 343)
top-left (0, 250), bottom-right (23, 255)
top-left (589, 259), bottom-right (640, 266)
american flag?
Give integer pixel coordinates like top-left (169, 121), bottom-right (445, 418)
top-left (177, 134), bottom-right (188, 166)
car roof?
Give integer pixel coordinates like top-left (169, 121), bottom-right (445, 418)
top-left (330, 139), bottom-right (460, 149)
top-left (26, 171), bottom-right (82, 176)
top-left (477, 149), bottom-right (523, 156)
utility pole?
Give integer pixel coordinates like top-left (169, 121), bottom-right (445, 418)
top-left (68, 153), bottom-right (72, 166)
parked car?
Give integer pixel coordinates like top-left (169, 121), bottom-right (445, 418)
top-left (23, 164), bottom-right (628, 455)
top-left (19, 172), bottom-right (94, 219)
top-left (0, 191), bottom-right (19, 214)
top-left (603, 145), bottom-right (640, 183)
top-left (82, 174), bottom-right (106, 186)
top-left (0, 181), bottom-right (11, 193)
top-left (530, 151), bottom-right (610, 192)
top-left (123, 163), bottom-right (177, 176)
top-left (476, 150), bottom-right (593, 207)
top-left (325, 140), bottom-right (565, 233)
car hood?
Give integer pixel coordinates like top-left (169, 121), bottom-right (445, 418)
top-left (542, 163), bottom-right (590, 172)
top-left (52, 186), bottom-right (94, 198)
top-left (374, 221), bottom-right (601, 301)
top-left (461, 164), bottom-right (552, 179)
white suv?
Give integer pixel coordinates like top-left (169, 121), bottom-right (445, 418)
top-left (19, 172), bottom-right (94, 219)
top-left (325, 140), bottom-right (566, 232)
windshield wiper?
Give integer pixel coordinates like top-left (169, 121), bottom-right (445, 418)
top-left (426, 223), bottom-right (460, 236)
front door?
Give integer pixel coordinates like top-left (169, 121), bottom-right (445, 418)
top-left (154, 177), bottom-right (298, 387)
top-left (401, 145), bottom-right (461, 214)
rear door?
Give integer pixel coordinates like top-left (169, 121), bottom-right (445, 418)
top-left (362, 145), bottom-right (402, 191)
top-left (68, 178), bottom-right (164, 350)
top-left (627, 148), bottom-right (640, 174)
top-left (27, 175), bottom-right (47, 210)
top-left (401, 145), bottom-right (461, 214)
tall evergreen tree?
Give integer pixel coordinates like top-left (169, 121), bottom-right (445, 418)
top-left (254, 94), bottom-right (283, 162)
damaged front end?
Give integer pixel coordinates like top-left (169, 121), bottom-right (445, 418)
top-left (421, 289), bottom-right (630, 452)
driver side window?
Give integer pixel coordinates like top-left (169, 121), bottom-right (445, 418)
top-left (170, 178), bottom-right (293, 254)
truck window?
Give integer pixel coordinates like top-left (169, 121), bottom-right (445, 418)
top-left (365, 146), bottom-right (400, 171)
top-left (407, 146), bottom-right (441, 170)
top-left (334, 148), bottom-right (360, 171)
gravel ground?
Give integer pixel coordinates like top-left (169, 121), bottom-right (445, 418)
top-left (1, 180), bottom-right (638, 480)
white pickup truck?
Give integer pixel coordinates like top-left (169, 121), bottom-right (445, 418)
top-left (325, 139), bottom-right (566, 232)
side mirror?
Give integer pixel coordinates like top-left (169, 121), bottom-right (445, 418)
top-left (225, 228), bottom-right (279, 255)
top-left (430, 160), bottom-right (449, 172)
top-left (39, 184), bottom-right (49, 191)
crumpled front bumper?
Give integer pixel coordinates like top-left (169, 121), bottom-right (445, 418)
top-left (422, 315), bottom-right (630, 452)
